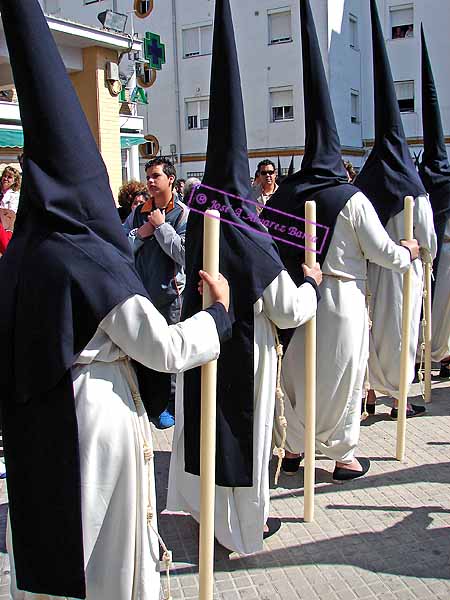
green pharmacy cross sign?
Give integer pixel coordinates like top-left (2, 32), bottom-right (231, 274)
top-left (144, 32), bottom-right (166, 71)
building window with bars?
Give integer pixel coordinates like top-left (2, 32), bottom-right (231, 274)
top-left (349, 13), bottom-right (358, 49)
top-left (182, 25), bottom-right (213, 58)
top-left (268, 8), bottom-right (292, 45)
top-left (186, 99), bottom-right (209, 130)
top-left (270, 88), bottom-right (294, 122)
top-left (390, 4), bottom-right (413, 39)
top-left (351, 89), bottom-right (360, 123)
top-left (395, 80), bottom-right (414, 112)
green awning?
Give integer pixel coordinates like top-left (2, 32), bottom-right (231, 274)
top-left (0, 128), bottom-right (24, 148)
top-left (0, 130), bottom-right (144, 150)
top-left (121, 135), bottom-right (146, 149)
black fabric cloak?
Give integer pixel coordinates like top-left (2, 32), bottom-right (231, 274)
top-left (182, 0), bottom-right (284, 487)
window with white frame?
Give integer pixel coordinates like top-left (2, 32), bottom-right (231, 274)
top-left (268, 8), bottom-right (292, 45)
top-left (186, 98), bottom-right (209, 130)
top-left (350, 89), bottom-right (360, 123)
top-left (390, 4), bottom-right (413, 39)
top-left (182, 25), bottom-right (213, 58)
top-left (395, 80), bottom-right (414, 112)
top-left (349, 13), bottom-right (358, 49)
top-left (270, 88), bottom-right (294, 122)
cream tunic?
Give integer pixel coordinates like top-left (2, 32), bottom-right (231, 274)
top-left (167, 271), bottom-right (317, 555)
top-left (277, 192), bottom-right (411, 464)
top-left (368, 195), bottom-right (437, 398)
top-left (432, 218), bottom-right (450, 362)
top-left (8, 295), bottom-right (221, 600)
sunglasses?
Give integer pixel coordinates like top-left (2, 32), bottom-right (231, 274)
top-left (260, 170), bottom-right (275, 176)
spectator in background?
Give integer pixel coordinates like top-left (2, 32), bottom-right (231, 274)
top-left (343, 160), bottom-right (357, 182)
top-left (0, 166), bottom-right (21, 213)
top-left (405, 25), bottom-right (414, 38)
top-left (253, 159), bottom-right (278, 213)
top-left (183, 176), bottom-right (201, 203)
top-left (175, 178), bottom-right (186, 196)
top-left (393, 26), bottom-right (404, 39)
top-left (252, 168), bottom-right (260, 188)
top-left (117, 180), bottom-right (149, 222)
top-left (0, 220), bottom-right (12, 255)
top-left (129, 157), bottom-right (188, 429)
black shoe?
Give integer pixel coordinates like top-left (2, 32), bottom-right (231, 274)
top-left (263, 517), bottom-right (282, 540)
top-left (390, 404), bottom-right (426, 419)
top-left (361, 400), bottom-right (376, 415)
top-left (332, 457), bottom-right (370, 482)
top-left (439, 362), bottom-right (450, 378)
top-left (281, 455), bottom-right (303, 475)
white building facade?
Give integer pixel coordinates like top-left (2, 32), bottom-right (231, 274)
top-left (43, 0), bottom-right (450, 180)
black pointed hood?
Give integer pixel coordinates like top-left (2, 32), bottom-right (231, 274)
top-left (288, 155), bottom-right (295, 176)
top-left (419, 25), bottom-right (450, 225)
top-left (264, 0), bottom-right (356, 279)
top-left (0, 0), bottom-right (149, 596)
top-left (182, 0), bottom-right (284, 488)
top-left (355, 0), bottom-right (425, 225)
top-left (277, 155), bottom-right (283, 183)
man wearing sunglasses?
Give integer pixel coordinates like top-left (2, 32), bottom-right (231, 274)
top-left (254, 159), bottom-right (278, 214)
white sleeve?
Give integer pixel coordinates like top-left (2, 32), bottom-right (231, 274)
top-left (351, 192), bottom-right (411, 273)
top-left (414, 195), bottom-right (437, 259)
top-left (262, 270), bottom-right (318, 330)
top-left (100, 295), bottom-right (220, 372)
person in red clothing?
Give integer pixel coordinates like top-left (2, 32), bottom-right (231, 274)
top-left (0, 221), bottom-right (12, 254)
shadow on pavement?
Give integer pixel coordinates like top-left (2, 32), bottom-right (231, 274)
top-left (155, 449), bottom-right (450, 581)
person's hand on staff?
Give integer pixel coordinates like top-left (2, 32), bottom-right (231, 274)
top-left (302, 262), bottom-right (323, 286)
top-left (400, 239), bottom-right (420, 261)
top-left (198, 271), bottom-right (230, 311)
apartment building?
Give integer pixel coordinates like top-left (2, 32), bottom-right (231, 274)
top-left (42, 0), bottom-right (450, 180)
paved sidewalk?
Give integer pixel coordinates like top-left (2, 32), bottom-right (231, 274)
top-left (0, 371), bottom-right (449, 599)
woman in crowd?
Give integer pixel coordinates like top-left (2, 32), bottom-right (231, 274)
top-left (0, 166), bottom-right (21, 213)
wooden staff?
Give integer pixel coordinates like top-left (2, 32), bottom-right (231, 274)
top-left (304, 200), bottom-right (316, 522)
top-left (424, 257), bottom-right (432, 403)
top-left (396, 196), bottom-right (414, 461)
top-left (199, 209), bottom-right (220, 600)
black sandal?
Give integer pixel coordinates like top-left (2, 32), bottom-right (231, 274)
top-left (263, 517), bottom-right (282, 540)
top-left (281, 455), bottom-right (303, 475)
top-left (332, 457), bottom-right (370, 482)
top-left (390, 404), bottom-right (426, 419)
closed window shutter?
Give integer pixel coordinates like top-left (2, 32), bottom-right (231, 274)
top-left (183, 28), bottom-right (200, 57)
top-left (200, 25), bottom-right (213, 54)
top-left (391, 7), bottom-right (413, 27)
top-left (269, 12), bottom-right (291, 43)
top-left (395, 81), bottom-right (414, 100)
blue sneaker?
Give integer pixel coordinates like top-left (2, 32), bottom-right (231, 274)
top-left (157, 410), bottom-right (175, 429)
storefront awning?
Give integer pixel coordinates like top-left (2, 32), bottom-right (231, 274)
top-left (0, 128), bottom-right (24, 148)
top-left (0, 129), bottom-right (144, 150)
top-left (120, 135), bottom-right (146, 149)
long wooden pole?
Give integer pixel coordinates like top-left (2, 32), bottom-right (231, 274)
top-left (396, 196), bottom-right (414, 461)
top-left (424, 258), bottom-right (432, 403)
top-left (304, 200), bottom-right (316, 522)
top-left (199, 209), bottom-right (220, 600)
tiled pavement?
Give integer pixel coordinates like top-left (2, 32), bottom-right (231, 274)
top-left (0, 371), bottom-right (449, 599)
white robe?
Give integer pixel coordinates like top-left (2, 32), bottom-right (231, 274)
top-left (8, 295), bottom-right (221, 600)
top-left (368, 195), bottom-right (437, 398)
top-left (166, 271), bottom-right (317, 555)
top-left (432, 218), bottom-right (450, 362)
top-left (277, 192), bottom-right (411, 464)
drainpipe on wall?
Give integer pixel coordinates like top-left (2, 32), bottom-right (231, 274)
top-left (171, 0), bottom-right (183, 176)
